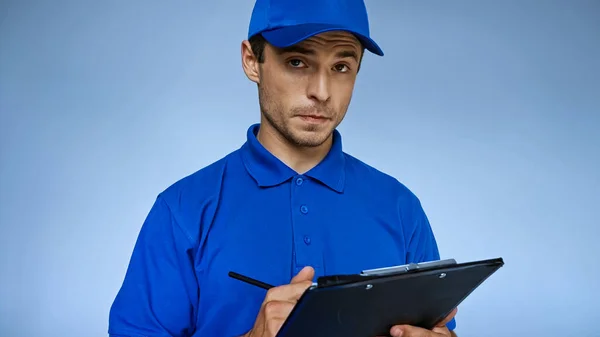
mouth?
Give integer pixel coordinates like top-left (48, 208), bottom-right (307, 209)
top-left (297, 115), bottom-right (330, 123)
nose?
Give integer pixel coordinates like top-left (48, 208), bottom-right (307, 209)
top-left (306, 71), bottom-right (331, 103)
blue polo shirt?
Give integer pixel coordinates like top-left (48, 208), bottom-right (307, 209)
top-left (108, 123), bottom-right (456, 336)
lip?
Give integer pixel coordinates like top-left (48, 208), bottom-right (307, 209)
top-left (297, 115), bottom-right (329, 121)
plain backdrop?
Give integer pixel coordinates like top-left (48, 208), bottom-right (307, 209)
top-left (1, 1), bottom-right (599, 336)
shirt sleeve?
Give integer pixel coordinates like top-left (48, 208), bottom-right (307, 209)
top-left (108, 195), bottom-right (199, 337)
top-left (403, 195), bottom-right (457, 332)
top-left (404, 196), bottom-right (440, 264)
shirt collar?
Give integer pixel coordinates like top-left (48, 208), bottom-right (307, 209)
top-left (240, 123), bottom-right (346, 193)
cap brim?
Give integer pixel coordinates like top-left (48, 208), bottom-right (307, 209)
top-left (260, 23), bottom-right (384, 56)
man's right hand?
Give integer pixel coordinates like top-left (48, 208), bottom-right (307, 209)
top-left (244, 266), bottom-right (315, 337)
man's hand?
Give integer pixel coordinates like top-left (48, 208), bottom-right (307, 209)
top-left (388, 308), bottom-right (458, 337)
top-left (244, 266), bottom-right (315, 337)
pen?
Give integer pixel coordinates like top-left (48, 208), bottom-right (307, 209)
top-left (228, 271), bottom-right (275, 290)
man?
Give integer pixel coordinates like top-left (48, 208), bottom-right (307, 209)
top-left (108, 0), bottom-right (458, 336)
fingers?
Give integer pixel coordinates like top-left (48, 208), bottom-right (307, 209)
top-left (248, 267), bottom-right (316, 337)
top-left (262, 300), bottom-right (296, 336)
top-left (290, 266), bottom-right (315, 283)
top-left (390, 309), bottom-right (456, 337)
top-left (264, 280), bottom-right (312, 302)
top-left (436, 308), bottom-right (457, 327)
top-left (263, 300), bottom-right (296, 317)
top-left (265, 267), bottom-right (315, 302)
top-left (388, 305), bottom-right (457, 336)
top-left (390, 324), bottom-right (450, 337)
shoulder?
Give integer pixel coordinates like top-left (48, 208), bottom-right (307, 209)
top-left (160, 152), bottom-right (231, 205)
top-left (152, 148), bottom-right (242, 243)
top-left (343, 153), bottom-right (442, 261)
top-left (342, 152), bottom-right (430, 236)
top-left (343, 152), bottom-right (421, 206)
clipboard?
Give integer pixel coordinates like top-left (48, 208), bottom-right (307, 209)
top-left (275, 257), bottom-right (504, 337)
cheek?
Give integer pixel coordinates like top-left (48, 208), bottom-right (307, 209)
top-left (331, 81), bottom-right (355, 110)
top-left (264, 70), bottom-right (294, 95)
top-left (270, 75), bottom-right (308, 108)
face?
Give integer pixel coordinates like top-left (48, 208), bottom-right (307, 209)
top-left (242, 31), bottom-right (363, 148)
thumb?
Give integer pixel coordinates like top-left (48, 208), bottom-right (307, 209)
top-left (391, 325), bottom-right (442, 337)
top-left (290, 266), bottom-right (315, 284)
top-left (436, 308), bottom-right (457, 327)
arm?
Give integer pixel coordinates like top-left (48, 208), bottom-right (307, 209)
top-left (402, 195), bottom-right (458, 333)
top-left (108, 195), bottom-right (199, 337)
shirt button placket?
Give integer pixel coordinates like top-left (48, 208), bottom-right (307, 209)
top-left (298, 183), bottom-right (310, 247)
top-left (292, 175), bottom-right (314, 271)
top-left (300, 205), bottom-right (308, 214)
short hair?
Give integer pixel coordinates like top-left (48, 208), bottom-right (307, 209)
top-left (249, 34), bottom-right (267, 63)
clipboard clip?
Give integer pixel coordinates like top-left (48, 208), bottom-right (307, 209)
top-left (360, 259), bottom-right (457, 276)
top-left (315, 259), bottom-right (457, 287)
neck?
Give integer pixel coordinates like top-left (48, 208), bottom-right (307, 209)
top-left (256, 122), bottom-right (332, 174)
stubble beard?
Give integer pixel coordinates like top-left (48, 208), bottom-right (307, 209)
top-left (258, 84), bottom-right (335, 148)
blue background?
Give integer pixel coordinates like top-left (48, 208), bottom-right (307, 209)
top-left (1, 1), bottom-right (598, 336)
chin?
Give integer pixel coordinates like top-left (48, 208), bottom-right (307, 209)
top-left (288, 128), bottom-right (333, 148)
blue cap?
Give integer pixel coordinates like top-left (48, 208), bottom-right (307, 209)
top-left (248, 0), bottom-right (384, 56)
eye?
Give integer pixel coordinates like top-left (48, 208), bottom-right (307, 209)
top-left (288, 59), bottom-right (306, 68)
top-left (334, 64), bottom-right (350, 73)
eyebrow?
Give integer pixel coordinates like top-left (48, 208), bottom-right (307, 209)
top-left (276, 46), bottom-right (359, 62)
top-left (335, 50), bottom-right (359, 62)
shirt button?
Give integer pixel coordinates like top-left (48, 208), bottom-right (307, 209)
top-left (296, 177), bottom-right (303, 185)
top-left (304, 236), bottom-right (311, 245)
top-left (300, 205), bottom-right (308, 214)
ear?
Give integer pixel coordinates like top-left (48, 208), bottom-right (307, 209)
top-left (241, 40), bottom-right (260, 84)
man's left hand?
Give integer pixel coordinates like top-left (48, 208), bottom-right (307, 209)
top-left (389, 308), bottom-right (457, 337)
